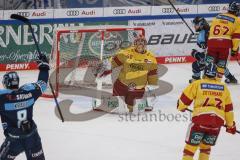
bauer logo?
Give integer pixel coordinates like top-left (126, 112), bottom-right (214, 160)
top-left (17, 12), bottom-right (30, 17)
top-left (66, 10), bottom-right (80, 16)
top-left (208, 6), bottom-right (221, 12)
top-left (113, 9), bottom-right (126, 15)
top-left (147, 34), bottom-right (196, 45)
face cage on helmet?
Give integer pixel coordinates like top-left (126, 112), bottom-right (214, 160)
top-left (2, 77), bottom-right (7, 89)
top-left (134, 38), bottom-right (147, 46)
top-left (2, 72), bottom-right (19, 89)
top-left (229, 2), bottom-right (240, 15)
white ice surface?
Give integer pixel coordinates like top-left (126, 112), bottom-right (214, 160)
top-left (0, 62), bottom-right (239, 160)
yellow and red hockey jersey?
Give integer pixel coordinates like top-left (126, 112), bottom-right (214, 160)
top-left (177, 78), bottom-right (234, 127)
top-left (111, 47), bottom-right (158, 89)
top-left (208, 12), bottom-right (240, 51)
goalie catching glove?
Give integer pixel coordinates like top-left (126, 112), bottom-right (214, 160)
top-left (94, 59), bottom-right (112, 78)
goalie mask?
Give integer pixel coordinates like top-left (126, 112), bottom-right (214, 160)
top-left (134, 35), bottom-right (147, 54)
top-left (2, 71), bottom-right (20, 89)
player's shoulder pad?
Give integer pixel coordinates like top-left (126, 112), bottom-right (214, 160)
top-left (192, 79), bottom-right (202, 86)
top-left (20, 83), bottom-right (37, 91)
top-left (116, 47), bottom-right (133, 58)
top-left (222, 82), bottom-right (228, 90)
top-left (0, 89), bottom-right (13, 95)
top-left (146, 51), bottom-right (155, 57)
top-left (20, 81), bottom-right (47, 93)
top-left (118, 47), bottom-right (132, 54)
top-left (236, 17), bottom-right (240, 24)
top-left (146, 51), bottom-right (157, 60)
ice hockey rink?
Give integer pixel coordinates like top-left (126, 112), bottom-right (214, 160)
top-left (0, 62), bottom-right (239, 160)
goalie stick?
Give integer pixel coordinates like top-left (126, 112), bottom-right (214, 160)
top-left (10, 14), bottom-right (65, 122)
top-left (186, 108), bottom-right (240, 134)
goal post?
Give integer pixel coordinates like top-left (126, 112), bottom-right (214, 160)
top-left (42, 26), bottom-right (145, 102)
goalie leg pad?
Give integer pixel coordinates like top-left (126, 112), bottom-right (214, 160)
top-left (133, 99), bottom-right (148, 113)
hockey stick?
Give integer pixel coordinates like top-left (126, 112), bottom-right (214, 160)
top-left (186, 108), bottom-right (240, 134)
top-left (167, 0), bottom-right (194, 35)
top-left (10, 14), bottom-right (64, 122)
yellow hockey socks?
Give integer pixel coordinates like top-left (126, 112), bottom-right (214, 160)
top-left (182, 144), bottom-right (198, 160)
top-left (198, 143), bottom-right (211, 160)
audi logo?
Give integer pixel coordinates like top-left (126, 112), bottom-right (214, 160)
top-left (162, 8), bottom-right (174, 13)
top-left (17, 12), bottom-right (30, 17)
top-left (66, 10), bottom-right (80, 16)
top-left (208, 6), bottom-right (221, 12)
top-left (113, 9), bottom-right (126, 15)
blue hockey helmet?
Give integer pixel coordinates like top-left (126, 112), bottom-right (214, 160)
top-left (204, 63), bottom-right (217, 78)
top-left (193, 16), bottom-right (208, 31)
top-left (228, 1), bottom-right (240, 15)
top-left (2, 71), bottom-right (19, 89)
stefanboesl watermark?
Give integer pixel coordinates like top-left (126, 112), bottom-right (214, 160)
top-left (118, 109), bottom-right (191, 122)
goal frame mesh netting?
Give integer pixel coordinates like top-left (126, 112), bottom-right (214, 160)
top-left (42, 26), bottom-right (145, 99)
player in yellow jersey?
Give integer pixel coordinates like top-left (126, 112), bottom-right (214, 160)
top-left (177, 63), bottom-right (237, 160)
top-left (207, 1), bottom-right (240, 80)
top-left (111, 35), bottom-right (158, 113)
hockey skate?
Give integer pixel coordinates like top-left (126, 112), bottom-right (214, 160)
top-left (225, 75), bottom-right (238, 84)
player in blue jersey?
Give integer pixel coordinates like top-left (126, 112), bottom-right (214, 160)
top-left (189, 16), bottom-right (237, 84)
top-left (0, 54), bottom-right (49, 160)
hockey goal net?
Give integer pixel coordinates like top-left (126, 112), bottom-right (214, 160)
top-left (42, 26), bottom-right (145, 99)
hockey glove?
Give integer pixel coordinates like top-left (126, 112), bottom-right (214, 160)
top-left (231, 50), bottom-right (238, 57)
top-left (197, 42), bottom-right (207, 49)
top-left (38, 62), bottom-right (50, 71)
top-left (226, 121), bottom-right (236, 135)
top-left (191, 49), bottom-right (198, 58)
top-left (38, 54), bottom-right (49, 63)
top-left (177, 100), bottom-right (187, 112)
